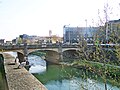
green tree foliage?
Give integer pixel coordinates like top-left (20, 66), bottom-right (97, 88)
top-left (71, 16), bottom-right (120, 90)
top-left (17, 37), bottom-right (22, 45)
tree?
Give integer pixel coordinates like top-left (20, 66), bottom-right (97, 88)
top-left (17, 37), bottom-right (22, 45)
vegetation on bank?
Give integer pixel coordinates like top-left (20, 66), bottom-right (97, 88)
top-left (61, 41), bottom-right (120, 88)
top-left (67, 32), bottom-right (120, 88)
top-left (70, 60), bottom-right (120, 87)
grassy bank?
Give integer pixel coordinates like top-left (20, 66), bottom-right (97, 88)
top-left (72, 60), bottom-right (120, 87)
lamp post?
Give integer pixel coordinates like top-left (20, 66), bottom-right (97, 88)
top-left (69, 29), bottom-right (70, 44)
top-left (85, 19), bottom-right (88, 41)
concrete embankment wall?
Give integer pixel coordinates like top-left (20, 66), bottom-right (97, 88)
top-left (2, 53), bottom-right (47, 90)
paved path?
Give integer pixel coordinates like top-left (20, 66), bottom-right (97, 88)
top-left (2, 53), bottom-right (47, 90)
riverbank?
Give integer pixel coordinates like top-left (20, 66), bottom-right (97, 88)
top-left (65, 60), bottom-right (120, 87)
top-left (3, 53), bottom-right (47, 90)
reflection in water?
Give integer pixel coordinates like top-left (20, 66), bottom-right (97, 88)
top-left (34, 65), bottom-right (120, 90)
top-left (45, 78), bottom-right (119, 90)
top-left (28, 55), bottom-right (46, 74)
top-left (29, 65), bottom-right (46, 73)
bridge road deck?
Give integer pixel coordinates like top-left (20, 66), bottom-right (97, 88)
top-left (2, 53), bottom-right (47, 90)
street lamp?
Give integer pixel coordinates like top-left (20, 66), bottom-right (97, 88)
top-left (69, 29), bottom-right (70, 44)
top-left (85, 19), bottom-right (88, 41)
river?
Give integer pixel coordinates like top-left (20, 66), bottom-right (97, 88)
top-left (7, 52), bottom-right (120, 90)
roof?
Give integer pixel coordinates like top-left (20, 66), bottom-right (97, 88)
top-left (109, 19), bottom-right (120, 23)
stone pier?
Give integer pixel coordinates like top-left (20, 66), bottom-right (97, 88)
top-left (3, 53), bottom-right (47, 90)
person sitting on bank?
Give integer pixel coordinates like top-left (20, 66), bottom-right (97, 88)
top-left (18, 61), bottom-right (26, 69)
top-left (17, 60), bottom-right (30, 69)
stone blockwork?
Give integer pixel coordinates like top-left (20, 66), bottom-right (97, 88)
top-left (3, 53), bottom-right (47, 90)
top-left (45, 50), bottom-right (60, 63)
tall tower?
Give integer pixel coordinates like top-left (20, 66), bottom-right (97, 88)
top-left (49, 30), bottom-right (52, 37)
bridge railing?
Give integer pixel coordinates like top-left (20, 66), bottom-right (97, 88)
top-left (0, 43), bottom-right (119, 51)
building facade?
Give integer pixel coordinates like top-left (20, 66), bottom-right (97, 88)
top-left (0, 39), bottom-right (5, 45)
top-left (107, 19), bottom-right (120, 43)
top-left (63, 26), bottom-right (98, 44)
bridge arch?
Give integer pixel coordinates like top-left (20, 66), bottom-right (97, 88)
top-left (63, 49), bottom-right (80, 62)
top-left (27, 48), bottom-right (58, 54)
top-left (62, 48), bottom-right (80, 52)
top-left (28, 49), bottom-right (59, 64)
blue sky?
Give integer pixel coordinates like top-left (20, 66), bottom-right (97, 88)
top-left (0, 0), bottom-right (120, 41)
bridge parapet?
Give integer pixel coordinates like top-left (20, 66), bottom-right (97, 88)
top-left (0, 43), bottom-right (118, 50)
top-left (0, 45), bottom-right (79, 53)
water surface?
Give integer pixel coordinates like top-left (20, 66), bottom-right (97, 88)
top-left (6, 52), bottom-right (120, 90)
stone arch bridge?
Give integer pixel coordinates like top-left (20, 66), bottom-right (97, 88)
top-left (0, 45), bottom-right (80, 63)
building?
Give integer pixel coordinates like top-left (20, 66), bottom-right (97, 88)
top-left (15, 34), bottom-right (63, 45)
top-left (12, 39), bottom-right (17, 45)
top-left (17, 34), bottom-right (39, 45)
top-left (108, 19), bottom-right (120, 32)
top-left (0, 39), bottom-right (5, 45)
top-left (5, 41), bottom-right (12, 45)
top-left (63, 26), bottom-right (98, 44)
top-left (92, 19), bottom-right (120, 44)
top-left (107, 19), bottom-right (120, 43)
